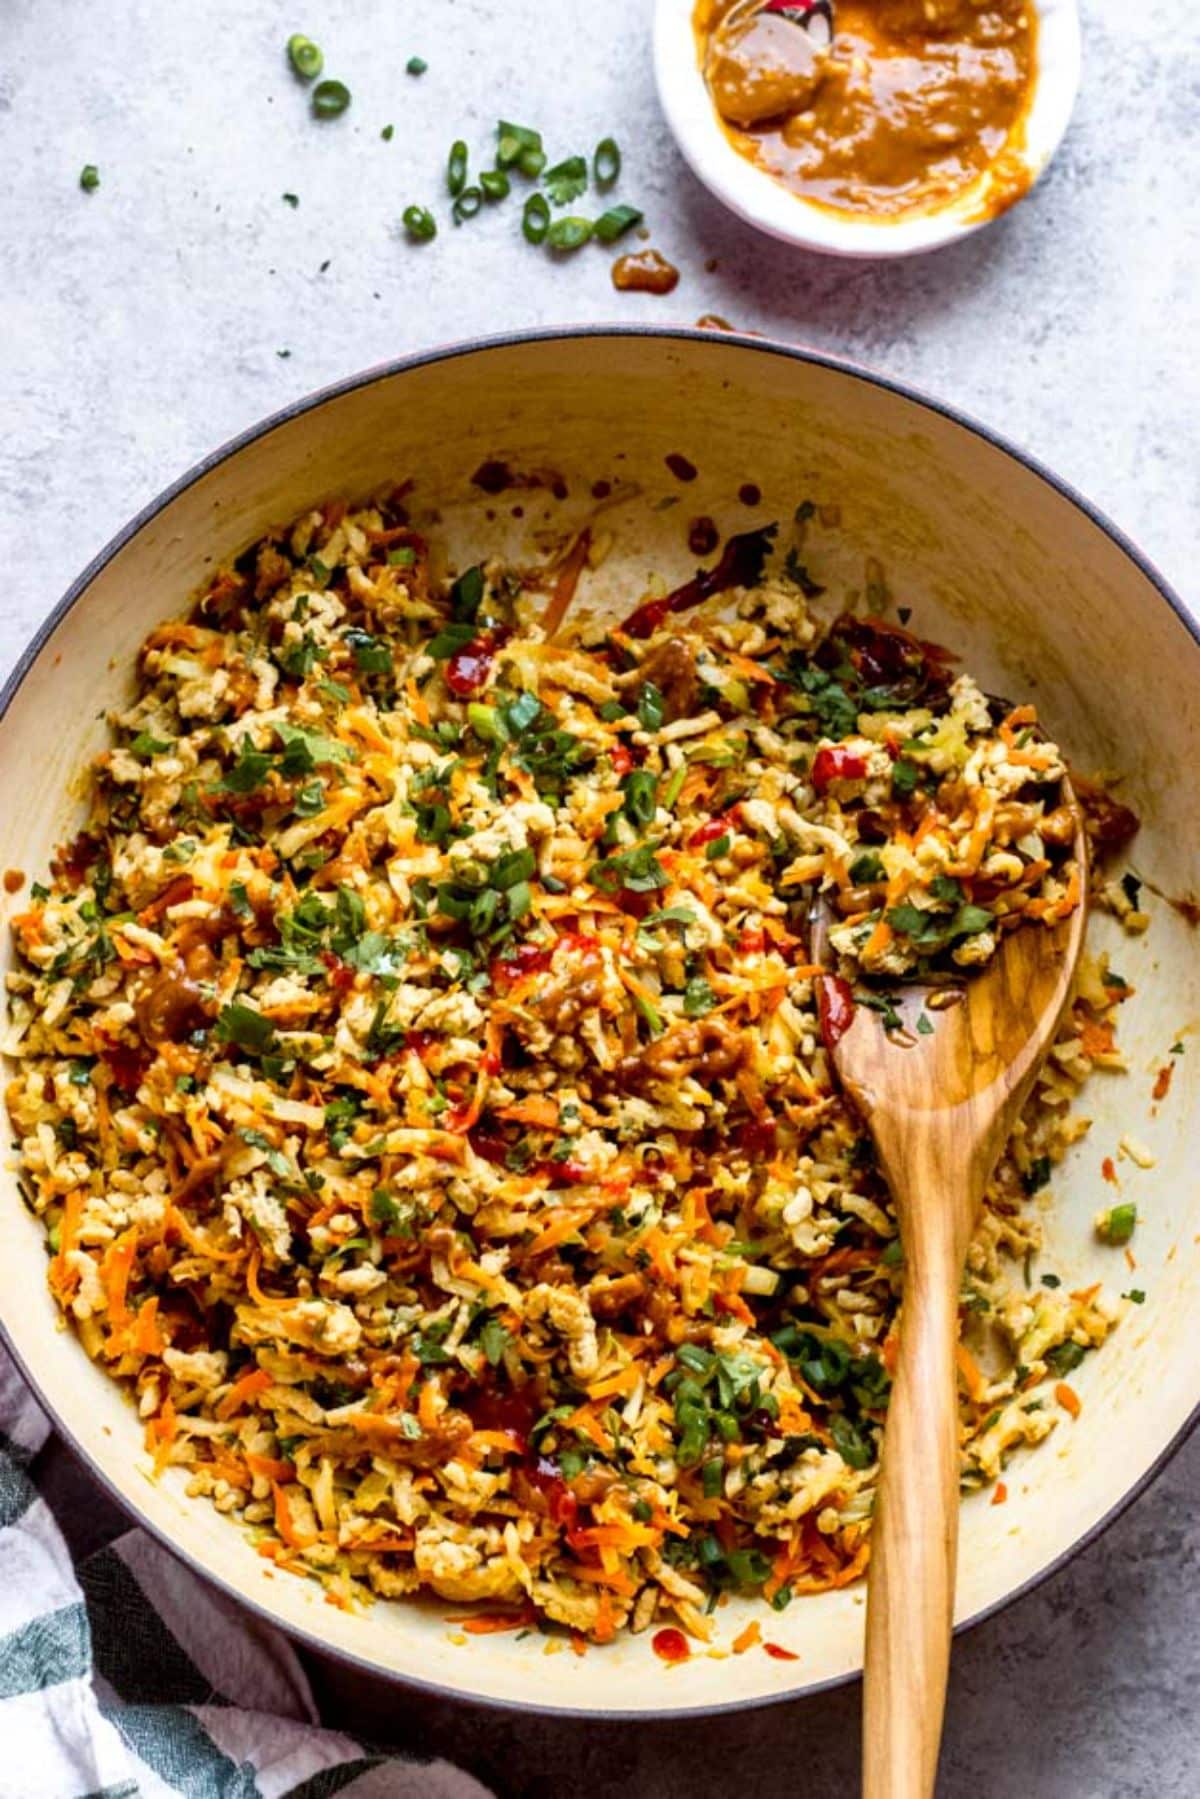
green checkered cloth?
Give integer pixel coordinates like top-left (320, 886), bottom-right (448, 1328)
top-left (0, 1350), bottom-right (490, 1799)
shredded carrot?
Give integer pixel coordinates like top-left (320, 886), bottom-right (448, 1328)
top-left (447, 1607), bottom-right (537, 1634)
top-left (272, 1480), bottom-right (316, 1549)
top-left (405, 675), bottom-right (430, 730)
top-left (133, 1296), bottom-right (165, 1356)
top-left (732, 1619), bottom-right (762, 1655)
top-left (991, 1482), bottom-right (1008, 1506)
top-left (585, 1363), bottom-right (643, 1402)
top-left (955, 1342), bottom-right (988, 1405)
top-left (49, 1189), bottom-right (84, 1297)
top-left (216, 1366), bottom-right (273, 1419)
top-left (101, 1227), bottom-right (139, 1330)
top-left (246, 1251), bottom-right (296, 1308)
top-left (418, 1378), bottom-right (442, 1432)
top-left (1078, 1016), bottom-right (1115, 1059)
top-left (245, 1453), bottom-right (296, 1483)
top-left (1056, 1382), bottom-right (1082, 1418)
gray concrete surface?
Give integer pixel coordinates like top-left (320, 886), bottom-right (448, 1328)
top-left (3, 1), bottom-right (1199, 1794)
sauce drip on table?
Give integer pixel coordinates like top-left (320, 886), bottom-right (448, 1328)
top-left (695, 0), bottom-right (1037, 222)
top-left (612, 249), bottom-right (681, 294)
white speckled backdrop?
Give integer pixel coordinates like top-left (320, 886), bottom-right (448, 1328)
top-left (2, 1), bottom-right (1198, 1794)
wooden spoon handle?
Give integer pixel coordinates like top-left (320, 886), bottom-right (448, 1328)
top-left (862, 1226), bottom-right (962, 1799)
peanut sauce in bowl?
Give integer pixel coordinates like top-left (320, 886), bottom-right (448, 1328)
top-left (654, 0), bottom-right (1081, 256)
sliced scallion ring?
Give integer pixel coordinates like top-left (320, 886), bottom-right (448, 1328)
top-left (546, 215), bottom-right (593, 251)
top-left (287, 34), bottom-right (324, 80)
top-left (312, 78), bottom-right (351, 118)
top-left (522, 192), bottom-right (550, 244)
top-left (452, 185), bottom-right (483, 223)
top-left (447, 139), bottom-right (469, 196)
top-left (593, 136), bottom-right (621, 186)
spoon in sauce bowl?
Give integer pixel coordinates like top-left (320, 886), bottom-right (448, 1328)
top-left (705, 0), bottom-right (835, 126)
top-left (810, 784), bottom-right (1088, 1797)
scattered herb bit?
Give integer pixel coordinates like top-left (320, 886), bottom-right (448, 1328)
top-left (916, 1013), bottom-right (934, 1035)
top-left (848, 851), bottom-right (885, 884)
top-left (637, 682), bottom-right (665, 731)
top-left (282, 192), bottom-right (300, 208)
top-left (1122, 1289), bottom-right (1146, 1305)
top-left (704, 833), bottom-right (730, 862)
top-left (1098, 1202), bottom-right (1137, 1246)
top-left (1041, 1273), bottom-right (1061, 1288)
top-left (80, 164), bottom-right (100, 193)
top-left (683, 976), bottom-right (716, 1017)
top-left (479, 1316), bottom-right (511, 1366)
top-left (496, 120), bottom-right (545, 178)
top-left (403, 205), bottom-right (437, 242)
top-left (215, 1002), bottom-right (276, 1053)
top-left (856, 990), bottom-right (903, 1032)
top-left (406, 55), bottom-right (428, 76)
top-left (380, 124), bottom-right (394, 142)
top-left (1023, 1155), bottom-right (1052, 1195)
top-left (593, 137), bottom-right (621, 187)
top-left (447, 139), bottom-right (469, 196)
top-left (287, 34), bottom-right (324, 80)
top-left (129, 732), bottom-right (172, 760)
top-left (890, 756), bottom-right (920, 799)
top-left (1045, 1340), bottom-right (1087, 1376)
top-left (594, 204), bottom-right (643, 243)
top-left (312, 79), bottom-right (351, 119)
top-left (547, 215), bottom-right (593, 251)
top-left (522, 192), bottom-right (550, 244)
top-left (543, 155), bottom-right (589, 206)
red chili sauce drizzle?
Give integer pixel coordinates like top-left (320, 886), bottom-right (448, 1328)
top-left (817, 974), bottom-right (856, 1051)
top-left (618, 525), bottom-right (776, 639)
top-left (652, 1627), bottom-right (691, 1664)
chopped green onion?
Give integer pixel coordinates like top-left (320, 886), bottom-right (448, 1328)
top-left (380, 124), bottom-right (394, 141)
top-left (1099, 1202), bottom-right (1138, 1247)
top-left (480, 169), bottom-right (510, 202)
top-left (663, 764), bottom-right (688, 810)
top-left (287, 34), bottom-right (324, 80)
top-left (594, 205), bottom-right (643, 243)
top-left (452, 186), bottom-right (483, 223)
top-left (406, 55), bottom-right (428, 75)
top-left (79, 164), bottom-right (100, 192)
top-left (522, 192), bottom-right (550, 244)
top-left (496, 120), bottom-right (543, 170)
top-left (704, 833), bottom-right (730, 861)
top-left (312, 79), bottom-right (351, 118)
top-left (447, 139), bottom-right (469, 196)
top-left (403, 204), bottom-right (437, 242)
top-left (547, 216), bottom-right (593, 251)
top-left (593, 137), bottom-right (621, 187)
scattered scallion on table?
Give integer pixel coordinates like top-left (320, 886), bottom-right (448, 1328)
top-left (287, 34), bottom-right (324, 80)
top-left (79, 164), bottom-right (100, 193)
top-left (403, 204), bottom-right (437, 242)
top-left (312, 78), bottom-right (351, 118)
top-left (447, 139), bottom-right (469, 196)
top-left (594, 136), bottom-right (621, 186)
top-left (407, 55), bottom-right (428, 75)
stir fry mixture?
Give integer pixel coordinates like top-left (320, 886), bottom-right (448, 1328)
top-left (5, 493), bottom-right (1141, 1644)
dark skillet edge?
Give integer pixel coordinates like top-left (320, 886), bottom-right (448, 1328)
top-left (0, 324), bottom-right (1196, 1724)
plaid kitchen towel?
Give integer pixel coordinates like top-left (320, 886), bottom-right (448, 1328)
top-left (0, 1348), bottom-right (491, 1799)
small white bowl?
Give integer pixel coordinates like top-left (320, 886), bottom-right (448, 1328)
top-left (654, 0), bottom-right (1082, 257)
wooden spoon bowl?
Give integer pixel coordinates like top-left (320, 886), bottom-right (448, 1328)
top-left (813, 793), bottom-right (1089, 1798)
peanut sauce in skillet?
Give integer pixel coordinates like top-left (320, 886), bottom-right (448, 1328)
top-left (695, 0), bottom-right (1037, 221)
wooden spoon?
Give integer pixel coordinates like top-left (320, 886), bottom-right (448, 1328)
top-left (811, 800), bottom-right (1088, 1799)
